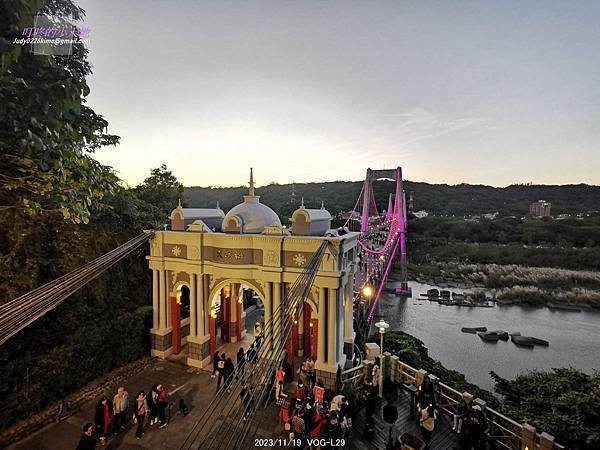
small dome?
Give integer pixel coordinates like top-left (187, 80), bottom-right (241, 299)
top-left (224, 198), bottom-right (282, 234)
top-left (222, 168), bottom-right (282, 234)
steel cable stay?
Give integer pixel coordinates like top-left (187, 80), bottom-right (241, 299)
top-left (178, 258), bottom-right (315, 448)
top-left (181, 242), bottom-right (326, 449)
top-left (0, 232), bottom-right (151, 335)
top-left (0, 232), bottom-right (149, 328)
top-left (225, 244), bottom-right (326, 449)
top-left (179, 241), bottom-right (328, 450)
top-left (0, 233), bottom-right (146, 321)
top-left (0, 231), bottom-right (154, 346)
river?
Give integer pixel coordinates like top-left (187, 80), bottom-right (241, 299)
top-left (376, 280), bottom-right (600, 391)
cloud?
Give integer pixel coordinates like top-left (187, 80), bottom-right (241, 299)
top-left (381, 107), bottom-right (487, 146)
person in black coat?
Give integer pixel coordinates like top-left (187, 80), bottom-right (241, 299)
top-left (76, 423), bottom-right (96, 450)
top-left (236, 347), bottom-right (246, 377)
top-left (223, 356), bottom-right (235, 392)
top-left (361, 378), bottom-right (377, 428)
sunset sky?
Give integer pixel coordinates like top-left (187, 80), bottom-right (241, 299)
top-left (79, 0), bottom-right (600, 187)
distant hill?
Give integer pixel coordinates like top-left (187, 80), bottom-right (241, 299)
top-left (184, 180), bottom-right (600, 223)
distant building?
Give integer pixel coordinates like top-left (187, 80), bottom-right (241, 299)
top-left (413, 210), bottom-right (429, 219)
top-left (482, 212), bottom-right (499, 220)
top-left (530, 200), bottom-right (551, 218)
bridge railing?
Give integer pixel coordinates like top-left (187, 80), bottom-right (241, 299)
top-left (341, 347), bottom-right (565, 450)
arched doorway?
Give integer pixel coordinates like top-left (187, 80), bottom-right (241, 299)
top-left (208, 280), bottom-right (264, 362)
top-left (171, 283), bottom-right (191, 355)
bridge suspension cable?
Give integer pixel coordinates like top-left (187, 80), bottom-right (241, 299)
top-left (0, 231), bottom-right (154, 346)
top-left (179, 241), bottom-right (329, 450)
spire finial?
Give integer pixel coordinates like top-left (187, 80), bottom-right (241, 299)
top-left (321, 200), bottom-right (325, 209)
top-left (178, 198), bottom-right (182, 208)
top-left (249, 167), bottom-right (255, 196)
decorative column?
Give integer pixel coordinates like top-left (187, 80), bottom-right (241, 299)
top-left (159, 269), bottom-right (167, 329)
top-left (273, 282), bottom-right (282, 348)
top-left (343, 277), bottom-right (354, 358)
top-left (198, 275), bottom-right (206, 337)
top-left (152, 269), bottom-right (159, 329)
top-left (236, 284), bottom-right (242, 341)
top-left (298, 306), bottom-right (304, 356)
top-left (187, 273), bottom-right (211, 368)
top-left (264, 282), bottom-right (272, 354)
top-left (190, 274), bottom-right (197, 337)
top-left (317, 287), bottom-right (327, 366)
top-left (327, 288), bottom-right (337, 366)
top-left (230, 283), bottom-right (238, 343)
top-left (165, 271), bottom-right (171, 326)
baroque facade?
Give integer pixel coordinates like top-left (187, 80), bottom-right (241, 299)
top-left (147, 169), bottom-right (358, 382)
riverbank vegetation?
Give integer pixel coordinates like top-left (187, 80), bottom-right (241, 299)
top-left (374, 332), bottom-right (600, 450)
top-left (405, 261), bottom-right (600, 307)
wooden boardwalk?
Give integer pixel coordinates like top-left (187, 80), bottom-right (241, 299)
top-left (349, 385), bottom-right (459, 449)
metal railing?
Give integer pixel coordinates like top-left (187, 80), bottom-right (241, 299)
top-left (340, 350), bottom-right (564, 450)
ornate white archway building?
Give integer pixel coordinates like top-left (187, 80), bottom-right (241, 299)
top-left (147, 170), bottom-right (359, 384)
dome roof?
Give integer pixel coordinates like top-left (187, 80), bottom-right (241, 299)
top-left (224, 197), bottom-right (282, 234)
top-left (222, 168), bottom-right (281, 234)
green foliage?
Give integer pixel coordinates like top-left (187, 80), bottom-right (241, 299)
top-left (134, 164), bottom-right (184, 216)
top-left (367, 331), bottom-right (498, 408)
top-left (185, 180), bottom-right (600, 225)
top-left (409, 216), bottom-right (600, 249)
top-left (0, 0), bottom-right (120, 224)
top-left (0, 311), bottom-right (148, 427)
top-left (410, 241), bottom-right (600, 271)
top-left (491, 369), bottom-right (600, 449)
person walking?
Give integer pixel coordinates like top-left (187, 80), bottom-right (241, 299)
top-left (76, 423), bottom-right (96, 450)
top-left (94, 396), bottom-right (112, 445)
top-left (216, 352), bottom-right (226, 390)
top-left (304, 356), bottom-right (316, 390)
top-left (112, 387), bottom-right (129, 433)
top-left (254, 322), bottom-right (263, 349)
top-left (223, 355), bottom-right (235, 393)
top-left (294, 380), bottom-right (307, 404)
top-left (236, 347), bottom-right (246, 377)
top-left (371, 361), bottom-right (379, 394)
top-left (453, 397), bottom-right (470, 434)
top-left (157, 384), bottom-right (169, 428)
top-left (275, 365), bottom-right (285, 399)
top-left (212, 352), bottom-right (221, 379)
top-left (362, 378), bottom-right (377, 428)
top-left (132, 391), bottom-right (148, 439)
top-left (239, 380), bottom-right (254, 420)
top-left (464, 405), bottom-right (487, 449)
top-left (147, 384), bottom-right (159, 426)
top-left (419, 403), bottom-right (437, 450)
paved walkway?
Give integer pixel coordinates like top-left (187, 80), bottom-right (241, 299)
top-left (9, 307), bottom-right (269, 450)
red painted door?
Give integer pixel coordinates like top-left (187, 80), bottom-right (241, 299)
top-left (236, 299), bottom-right (242, 341)
top-left (303, 304), bottom-right (312, 358)
top-left (311, 318), bottom-right (318, 361)
top-left (171, 296), bottom-right (181, 355)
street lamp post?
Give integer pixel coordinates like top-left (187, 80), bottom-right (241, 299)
top-left (375, 320), bottom-right (389, 397)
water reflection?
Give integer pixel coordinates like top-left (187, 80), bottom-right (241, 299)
top-left (375, 280), bottom-right (600, 391)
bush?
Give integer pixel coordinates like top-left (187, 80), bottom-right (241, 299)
top-left (0, 311), bottom-right (148, 429)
